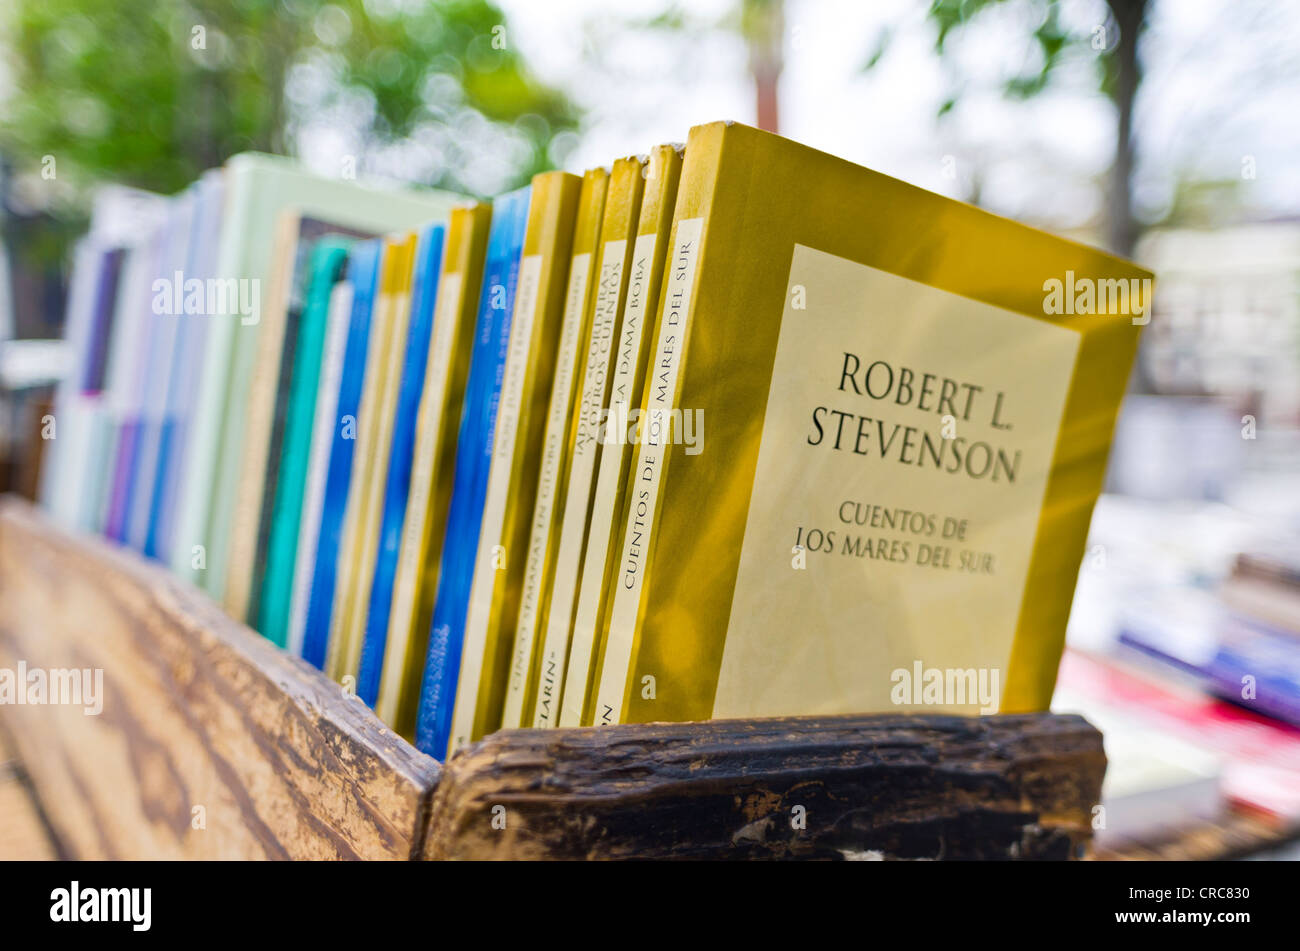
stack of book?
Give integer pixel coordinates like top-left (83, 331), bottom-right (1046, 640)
top-left (40, 121), bottom-right (1149, 759)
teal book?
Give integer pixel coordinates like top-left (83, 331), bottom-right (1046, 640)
top-left (258, 238), bottom-right (354, 648)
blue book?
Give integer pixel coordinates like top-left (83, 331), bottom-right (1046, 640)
top-left (415, 188), bottom-right (530, 755)
top-left (356, 225), bottom-right (447, 705)
top-left (300, 240), bottom-right (383, 669)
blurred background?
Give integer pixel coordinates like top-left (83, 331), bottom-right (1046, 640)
top-left (0, 0), bottom-right (1297, 858)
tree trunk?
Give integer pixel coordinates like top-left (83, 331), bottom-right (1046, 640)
top-left (745, 0), bottom-right (784, 134)
top-left (1106, 0), bottom-right (1146, 259)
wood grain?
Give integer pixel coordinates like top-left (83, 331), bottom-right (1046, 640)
top-left (0, 733), bottom-right (59, 860)
top-left (0, 496), bottom-right (439, 859)
top-left (426, 712), bottom-right (1105, 860)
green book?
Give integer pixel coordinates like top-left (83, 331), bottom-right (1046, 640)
top-left (257, 239), bottom-right (353, 648)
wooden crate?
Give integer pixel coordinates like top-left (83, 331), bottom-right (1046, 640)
top-left (0, 496), bottom-right (1105, 860)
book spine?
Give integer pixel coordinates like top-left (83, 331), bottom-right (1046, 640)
top-left (448, 251), bottom-right (544, 751)
top-left (259, 241), bottom-right (352, 649)
top-left (287, 278), bottom-right (354, 657)
top-left (532, 236), bottom-right (629, 727)
top-left (416, 190), bottom-right (529, 756)
top-left (150, 172), bottom-right (225, 562)
top-left (358, 226), bottom-right (447, 706)
top-left (593, 216), bottom-right (705, 725)
top-left (301, 241), bottom-right (381, 670)
top-left (376, 260), bottom-right (465, 730)
top-left (170, 160), bottom-right (258, 584)
top-left (327, 238), bottom-right (416, 682)
top-left (500, 248), bottom-right (594, 727)
top-left (561, 147), bottom-right (681, 727)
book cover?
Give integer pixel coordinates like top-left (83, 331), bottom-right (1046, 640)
top-left (376, 203), bottom-right (491, 735)
top-left (170, 153), bottom-right (460, 600)
top-left (500, 167), bottom-right (609, 728)
top-left (413, 186), bottom-right (532, 755)
top-left (594, 121), bottom-right (1151, 727)
top-left (326, 235), bottom-right (419, 684)
top-left (561, 145), bottom-right (682, 727)
top-left (299, 240), bottom-right (382, 669)
top-left (356, 224), bottom-right (447, 706)
top-left (436, 170), bottom-right (582, 757)
top-left (256, 237), bottom-right (354, 648)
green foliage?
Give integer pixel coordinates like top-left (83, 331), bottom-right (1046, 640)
top-left (872, 0), bottom-right (1124, 110)
top-left (0, 0), bottom-right (580, 199)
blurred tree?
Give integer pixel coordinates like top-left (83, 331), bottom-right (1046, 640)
top-left (870, 0), bottom-right (1149, 258)
top-left (0, 0), bottom-right (580, 202)
top-left (626, 0), bottom-right (786, 133)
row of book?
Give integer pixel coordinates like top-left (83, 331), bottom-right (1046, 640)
top-left (42, 121), bottom-right (1149, 759)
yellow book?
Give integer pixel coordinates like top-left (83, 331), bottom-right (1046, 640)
top-left (377, 204), bottom-right (491, 736)
top-left (325, 235), bottom-right (417, 683)
top-left (529, 156), bottom-right (648, 728)
top-left (593, 121), bottom-right (1152, 726)
top-left (448, 170), bottom-right (582, 753)
top-left (500, 168), bottom-right (609, 728)
top-left (562, 146), bottom-right (682, 727)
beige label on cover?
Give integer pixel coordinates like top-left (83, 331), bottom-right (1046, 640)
top-left (713, 245), bottom-right (1080, 719)
top-left (559, 232), bottom-right (658, 726)
top-left (595, 219), bottom-right (703, 725)
top-left (450, 253), bottom-right (543, 754)
top-left (502, 252), bottom-right (591, 725)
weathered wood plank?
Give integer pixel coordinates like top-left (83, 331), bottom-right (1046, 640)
top-left (425, 713), bottom-right (1105, 860)
top-left (0, 496), bottom-right (439, 860)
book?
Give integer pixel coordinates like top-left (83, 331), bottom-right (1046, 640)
top-left (356, 224), bottom-right (447, 706)
top-left (126, 192), bottom-right (197, 554)
top-left (593, 121), bottom-right (1151, 726)
top-left (145, 169), bottom-right (226, 563)
top-left (226, 211), bottom-right (427, 625)
top-left (99, 240), bottom-right (161, 539)
top-left (170, 153), bottom-right (460, 602)
top-left (499, 167), bottom-right (609, 728)
top-left (434, 170), bottom-right (582, 756)
top-left (286, 275), bottom-right (355, 658)
top-left (326, 235), bottom-right (418, 683)
top-left (299, 241), bottom-right (383, 670)
top-left (530, 156), bottom-right (649, 728)
top-left (414, 188), bottom-right (532, 755)
top-left (221, 210), bottom-right (308, 618)
top-left (376, 203), bottom-right (491, 735)
top-left (560, 145), bottom-right (682, 727)
top-left (40, 241), bottom-right (124, 531)
top-left (256, 237), bottom-right (354, 649)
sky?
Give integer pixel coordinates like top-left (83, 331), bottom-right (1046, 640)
top-left (497, 0), bottom-right (1300, 236)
